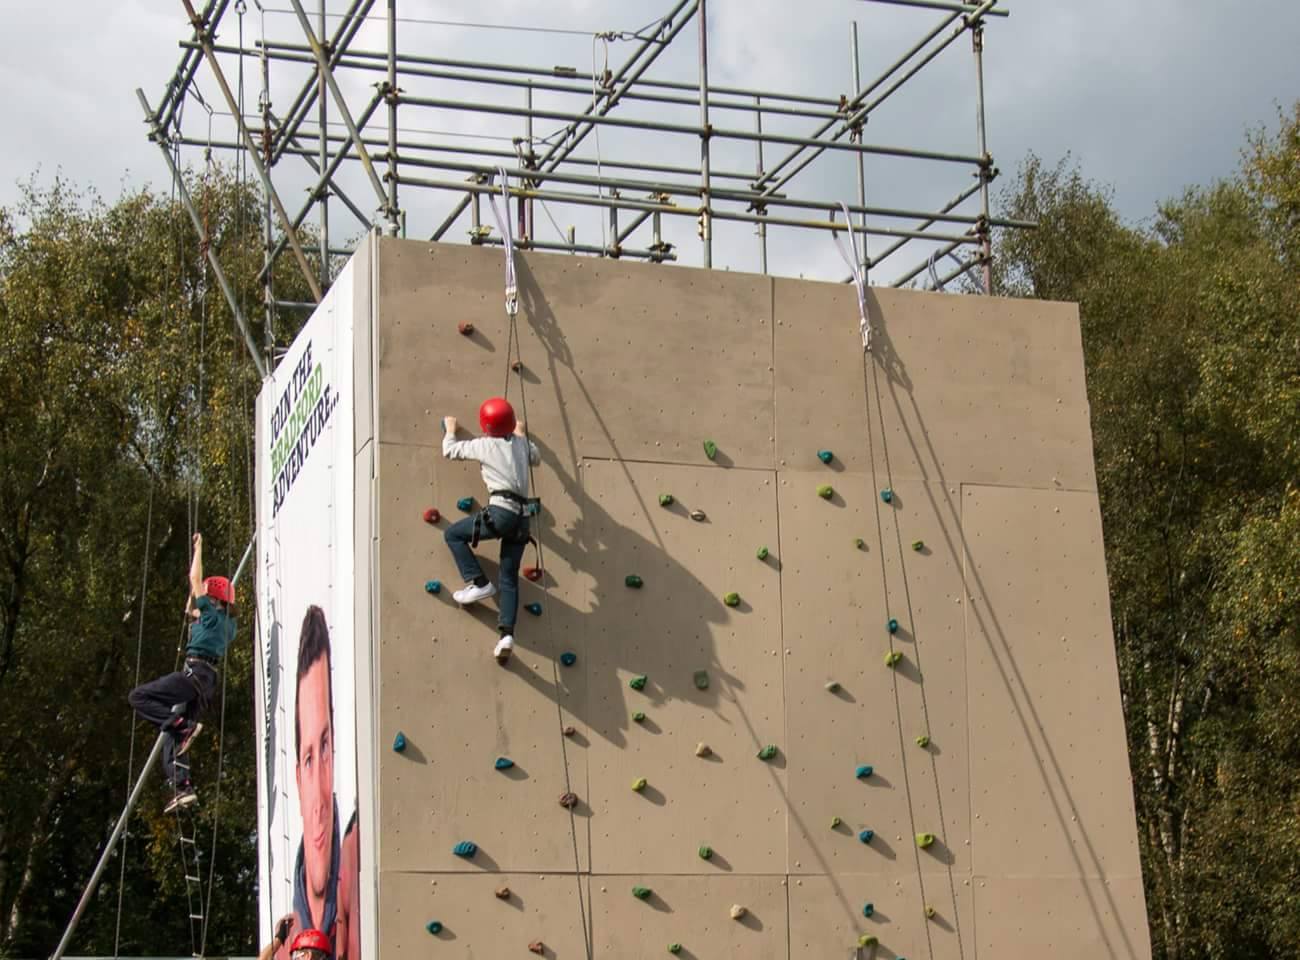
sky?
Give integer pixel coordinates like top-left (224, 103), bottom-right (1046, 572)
top-left (2, 0), bottom-right (1297, 284)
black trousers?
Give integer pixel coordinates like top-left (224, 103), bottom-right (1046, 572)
top-left (128, 661), bottom-right (218, 787)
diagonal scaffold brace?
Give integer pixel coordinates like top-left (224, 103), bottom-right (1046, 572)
top-left (49, 534), bottom-right (257, 960)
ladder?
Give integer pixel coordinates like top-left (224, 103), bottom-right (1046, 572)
top-left (172, 754), bottom-right (206, 959)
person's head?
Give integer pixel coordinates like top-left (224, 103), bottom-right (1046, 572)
top-left (289, 928), bottom-right (331, 960)
top-left (204, 576), bottom-right (234, 612)
top-left (478, 396), bottom-right (516, 437)
top-left (295, 605), bottom-right (335, 903)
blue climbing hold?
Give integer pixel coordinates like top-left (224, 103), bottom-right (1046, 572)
top-left (855, 764), bottom-right (874, 779)
top-left (560, 651), bottom-right (578, 667)
top-left (457, 496), bottom-right (474, 512)
top-left (862, 902), bottom-right (875, 918)
top-left (859, 829), bottom-right (874, 844)
top-left (426, 920), bottom-right (443, 935)
top-left (525, 602), bottom-right (543, 616)
top-left (817, 449), bottom-right (834, 464)
top-left (494, 757), bottom-right (515, 770)
top-left (425, 579), bottom-right (442, 595)
top-left (453, 841), bottom-right (478, 858)
top-left (887, 617), bottom-right (899, 634)
top-left (393, 732), bottom-right (407, 753)
top-left (880, 488), bottom-right (894, 504)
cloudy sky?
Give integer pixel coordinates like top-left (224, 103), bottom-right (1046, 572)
top-left (3, 0), bottom-right (1297, 283)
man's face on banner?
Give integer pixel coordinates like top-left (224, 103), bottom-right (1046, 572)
top-left (296, 656), bottom-right (335, 900)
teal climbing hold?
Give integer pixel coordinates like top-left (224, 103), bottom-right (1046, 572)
top-left (629, 674), bottom-right (648, 691)
top-left (633, 711), bottom-right (646, 723)
top-left (862, 902), bottom-right (875, 918)
top-left (452, 841), bottom-right (478, 858)
top-left (424, 579), bottom-right (442, 594)
top-left (659, 493), bottom-right (675, 506)
top-left (698, 845), bottom-right (713, 860)
top-left (817, 484), bottom-right (834, 499)
top-left (694, 670), bottom-right (710, 690)
top-left (494, 757), bottom-right (515, 770)
top-left (525, 602), bottom-right (543, 616)
top-left (756, 545), bottom-right (769, 561)
top-left (393, 731), bottom-right (407, 753)
top-left (703, 439), bottom-right (718, 460)
top-left (425, 920), bottom-right (443, 935)
top-left (887, 617), bottom-right (899, 634)
top-left (757, 744), bottom-right (779, 761)
top-left (625, 574), bottom-right (644, 588)
top-left (633, 885), bottom-right (653, 900)
top-left (560, 651), bottom-right (577, 667)
top-left (880, 488), bottom-right (893, 504)
top-left (859, 829), bottom-right (874, 844)
top-left (817, 449), bottom-right (834, 464)
top-left (855, 764), bottom-right (874, 779)
top-left (457, 496), bottom-right (475, 512)
top-left (723, 592), bottom-right (741, 607)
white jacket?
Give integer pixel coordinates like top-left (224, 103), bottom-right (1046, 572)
top-left (442, 433), bottom-right (541, 513)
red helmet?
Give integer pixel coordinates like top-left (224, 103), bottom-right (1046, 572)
top-left (478, 397), bottom-right (517, 438)
top-left (290, 929), bottom-right (331, 956)
top-left (204, 576), bottom-right (234, 605)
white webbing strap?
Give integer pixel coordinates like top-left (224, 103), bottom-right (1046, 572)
top-left (486, 167), bottom-right (518, 317)
top-left (832, 202), bottom-right (870, 352)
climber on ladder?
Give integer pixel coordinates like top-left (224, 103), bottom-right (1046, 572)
top-left (127, 532), bottom-right (237, 812)
top-left (441, 397), bottom-right (540, 666)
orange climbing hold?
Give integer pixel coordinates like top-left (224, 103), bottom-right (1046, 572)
top-left (458, 321), bottom-right (475, 335)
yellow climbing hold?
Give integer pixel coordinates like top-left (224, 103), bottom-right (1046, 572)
top-left (723, 592), bottom-right (741, 607)
top-left (729, 904), bottom-right (748, 920)
top-left (915, 734), bottom-right (930, 748)
top-left (916, 832), bottom-right (936, 848)
top-left (817, 484), bottom-right (834, 499)
top-left (885, 650), bottom-right (903, 667)
top-left (632, 777), bottom-right (648, 792)
top-left (858, 934), bottom-right (878, 948)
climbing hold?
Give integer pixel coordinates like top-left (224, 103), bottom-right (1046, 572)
top-left (854, 537), bottom-right (865, 549)
top-left (457, 496), bottom-right (474, 512)
top-left (422, 507), bottom-right (441, 524)
top-left (916, 832), bottom-right (936, 848)
top-left (523, 565), bottom-right (543, 581)
top-left (703, 439), bottom-right (718, 460)
top-left (817, 449), bottom-right (834, 464)
top-left (511, 359), bottom-right (523, 373)
top-left (392, 731), bottom-right (407, 753)
top-left (559, 792), bottom-right (579, 809)
top-left (855, 764), bottom-right (874, 779)
top-left (632, 777), bottom-right (648, 792)
top-left (632, 711), bottom-right (646, 723)
top-left (689, 509), bottom-right (707, 522)
top-left (912, 539), bottom-right (925, 551)
top-left (830, 816), bottom-right (842, 829)
top-left (723, 592), bottom-right (741, 607)
top-left (457, 321), bottom-right (474, 335)
top-left (817, 484), bottom-right (834, 499)
top-left (632, 886), bottom-right (653, 900)
top-left (757, 744), bottom-right (779, 761)
top-left (563, 725), bottom-right (577, 737)
top-left (825, 680), bottom-right (841, 693)
top-left (887, 617), bottom-right (899, 634)
top-left (494, 756), bottom-right (515, 770)
top-left (925, 905), bottom-right (936, 918)
top-left (495, 886), bottom-right (512, 900)
top-left (424, 580), bottom-right (442, 595)
top-left (698, 845), bottom-right (713, 860)
top-left (425, 920), bottom-right (443, 935)
top-left (915, 735), bottom-right (930, 748)
top-left (859, 829), bottom-right (874, 844)
top-left (695, 742), bottom-right (712, 758)
top-left (525, 602), bottom-right (543, 616)
top-left (862, 902), bottom-right (874, 918)
top-left (560, 651), bottom-right (577, 667)
top-left (659, 493), bottom-right (675, 506)
top-left (756, 545), bottom-right (769, 561)
top-left (858, 934), bottom-right (878, 948)
top-left (625, 574), bottom-right (644, 589)
top-left (693, 670), bottom-right (710, 690)
top-left (729, 904), bottom-right (748, 920)
top-left (880, 488), bottom-right (893, 503)
top-left (629, 674), bottom-right (648, 691)
top-left (885, 651), bottom-right (903, 667)
top-left (667, 944), bottom-right (682, 955)
top-left (452, 841), bottom-right (478, 858)
top-left (527, 942), bottom-right (544, 955)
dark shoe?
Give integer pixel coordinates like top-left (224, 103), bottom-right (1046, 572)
top-left (177, 721), bottom-right (204, 756)
top-left (165, 785), bottom-right (198, 814)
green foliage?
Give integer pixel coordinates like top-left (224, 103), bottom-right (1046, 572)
top-left (991, 106), bottom-right (1300, 960)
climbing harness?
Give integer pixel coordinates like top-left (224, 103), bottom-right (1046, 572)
top-left (832, 202), bottom-right (871, 352)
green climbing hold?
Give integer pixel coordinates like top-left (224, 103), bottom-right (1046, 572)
top-left (723, 592), bottom-right (741, 607)
top-left (855, 764), bottom-right (874, 779)
top-left (757, 744), bottom-right (779, 761)
top-left (560, 651), bottom-right (577, 667)
top-left (393, 731), bottom-right (407, 753)
top-left (632, 777), bottom-right (648, 792)
top-left (632, 711), bottom-right (646, 723)
top-left (756, 545), bottom-right (769, 560)
top-left (424, 579), bottom-right (442, 594)
top-left (885, 650), bottom-right (903, 667)
top-left (912, 539), bottom-right (925, 551)
top-left (915, 734), bottom-right (930, 748)
top-left (859, 829), bottom-right (874, 844)
top-left (629, 674), bottom-right (648, 691)
top-left (694, 670), bottom-right (710, 690)
top-left (817, 484), bottom-right (834, 499)
top-left (830, 816), bottom-right (842, 829)
top-left (667, 944), bottom-right (682, 955)
top-left (659, 493), bottom-right (675, 507)
top-left (880, 488), bottom-right (893, 504)
top-left (625, 574), bottom-right (644, 588)
top-left (698, 845), bottom-right (713, 860)
top-left (862, 902), bottom-right (874, 918)
top-left (453, 841), bottom-right (478, 858)
top-left (916, 832), bottom-right (936, 848)
top-left (457, 496), bottom-right (475, 512)
top-left (854, 537), bottom-right (865, 549)
top-left (632, 886), bottom-right (653, 900)
top-left (817, 449), bottom-right (834, 464)
top-left (887, 617), bottom-right (899, 634)
top-left (494, 756), bottom-right (514, 770)
top-left (703, 439), bottom-right (718, 460)
top-left (525, 602), bottom-right (543, 616)
top-left (426, 920), bottom-right (443, 935)
top-left (858, 934), bottom-right (878, 948)
top-left (825, 680), bottom-right (841, 693)
top-left (925, 905), bottom-right (936, 918)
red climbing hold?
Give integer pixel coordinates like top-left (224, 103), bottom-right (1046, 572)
top-left (458, 321), bottom-right (475, 335)
top-left (528, 942), bottom-right (545, 955)
top-left (422, 507), bottom-right (441, 525)
top-left (511, 360), bottom-right (523, 373)
top-left (523, 566), bottom-right (543, 582)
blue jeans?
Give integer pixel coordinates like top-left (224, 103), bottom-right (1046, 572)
top-left (444, 506), bottom-right (530, 631)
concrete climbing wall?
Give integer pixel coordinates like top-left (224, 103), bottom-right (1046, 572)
top-left (367, 238), bottom-right (1151, 960)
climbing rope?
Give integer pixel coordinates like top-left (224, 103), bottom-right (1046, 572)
top-left (831, 202), bottom-right (870, 351)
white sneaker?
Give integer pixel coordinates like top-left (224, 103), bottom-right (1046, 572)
top-left (453, 582), bottom-right (497, 605)
top-left (493, 635), bottom-right (514, 665)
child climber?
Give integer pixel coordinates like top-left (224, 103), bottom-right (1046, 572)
top-left (128, 532), bottom-right (237, 812)
top-left (442, 397), bottom-right (540, 665)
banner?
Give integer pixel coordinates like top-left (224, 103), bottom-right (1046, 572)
top-left (256, 258), bottom-right (360, 960)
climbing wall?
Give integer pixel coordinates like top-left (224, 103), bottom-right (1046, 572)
top-left (367, 238), bottom-right (1151, 960)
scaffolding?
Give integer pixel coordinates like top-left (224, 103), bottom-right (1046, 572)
top-left (140, 0), bottom-right (1030, 368)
